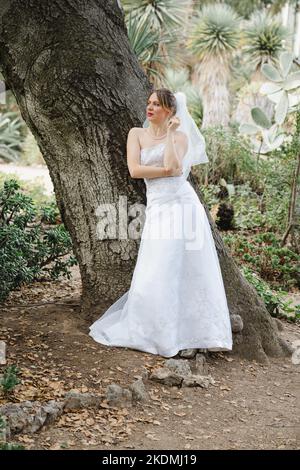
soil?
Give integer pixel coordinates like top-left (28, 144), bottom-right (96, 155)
top-left (0, 265), bottom-right (299, 450)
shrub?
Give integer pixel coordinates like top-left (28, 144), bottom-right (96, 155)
top-left (0, 179), bottom-right (78, 302)
top-left (0, 365), bottom-right (20, 395)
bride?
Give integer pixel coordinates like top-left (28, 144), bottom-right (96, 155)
top-left (89, 88), bottom-right (233, 358)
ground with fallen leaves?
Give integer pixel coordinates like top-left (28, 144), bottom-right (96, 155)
top-left (0, 265), bottom-right (299, 450)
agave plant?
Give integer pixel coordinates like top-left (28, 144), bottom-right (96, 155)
top-left (233, 10), bottom-right (289, 124)
top-left (186, 3), bottom-right (241, 128)
top-left (0, 111), bottom-right (23, 163)
top-left (122, 0), bottom-right (189, 32)
top-left (124, 1), bottom-right (189, 85)
top-left (226, 0), bottom-right (268, 19)
top-left (125, 13), bottom-right (163, 83)
top-left (242, 10), bottom-right (289, 69)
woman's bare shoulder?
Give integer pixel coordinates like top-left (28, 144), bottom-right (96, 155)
top-left (128, 127), bottom-right (144, 133)
top-left (127, 127), bottom-right (145, 139)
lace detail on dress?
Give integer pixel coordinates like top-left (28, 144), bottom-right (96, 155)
top-left (141, 143), bottom-right (186, 194)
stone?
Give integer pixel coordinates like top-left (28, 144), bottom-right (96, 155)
top-left (164, 358), bottom-right (192, 376)
top-left (195, 353), bottom-right (209, 375)
top-left (63, 391), bottom-right (102, 411)
top-left (182, 374), bottom-right (215, 388)
top-left (0, 341), bottom-right (6, 365)
top-left (149, 367), bottom-right (183, 387)
top-left (129, 378), bottom-right (149, 403)
top-left (106, 383), bottom-right (132, 407)
top-left (230, 314), bottom-right (244, 333)
top-left (178, 349), bottom-right (198, 359)
top-left (0, 399), bottom-right (64, 435)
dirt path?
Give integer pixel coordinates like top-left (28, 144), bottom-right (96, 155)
top-left (0, 265), bottom-right (299, 450)
top-left (0, 163), bottom-right (53, 195)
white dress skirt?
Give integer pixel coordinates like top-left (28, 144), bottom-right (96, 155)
top-left (89, 142), bottom-right (233, 357)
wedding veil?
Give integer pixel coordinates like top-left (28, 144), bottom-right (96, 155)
top-left (143, 90), bottom-right (209, 179)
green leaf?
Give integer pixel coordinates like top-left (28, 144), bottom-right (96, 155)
top-left (266, 89), bottom-right (285, 105)
top-left (283, 71), bottom-right (300, 91)
top-left (275, 91), bottom-right (289, 124)
top-left (239, 123), bottom-right (259, 134)
top-left (279, 51), bottom-right (293, 77)
top-left (289, 93), bottom-right (300, 108)
top-left (261, 63), bottom-right (283, 82)
top-left (260, 82), bottom-right (282, 95)
top-left (251, 107), bottom-right (271, 128)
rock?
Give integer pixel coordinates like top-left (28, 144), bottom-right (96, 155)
top-left (149, 367), bottom-right (183, 387)
top-left (195, 353), bottom-right (209, 375)
top-left (230, 314), bottom-right (244, 333)
top-left (178, 349), bottom-right (198, 359)
top-left (164, 358), bottom-right (192, 376)
top-left (106, 383), bottom-right (132, 407)
top-left (140, 367), bottom-right (149, 382)
top-left (0, 341), bottom-right (6, 365)
top-left (42, 400), bottom-right (64, 425)
top-left (0, 415), bottom-right (10, 441)
top-left (149, 357), bottom-right (214, 389)
top-left (63, 391), bottom-right (102, 411)
top-left (0, 399), bottom-right (64, 435)
top-left (182, 374), bottom-right (215, 388)
top-left (129, 378), bottom-right (149, 403)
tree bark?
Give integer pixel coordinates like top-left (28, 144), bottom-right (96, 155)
top-left (0, 0), bottom-right (152, 312)
top-left (0, 0), bottom-right (292, 362)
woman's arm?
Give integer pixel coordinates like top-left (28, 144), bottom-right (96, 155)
top-left (163, 123), bottom-right (188, 171)
top-left (126, 128), bottom-right (182, 179)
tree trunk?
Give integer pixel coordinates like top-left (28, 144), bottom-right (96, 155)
top-left (196, 55), bottom-right (231, 129)
top-left (0, 0), bottom-right (292, 362)
top-left (0, 0), bottom-right (152, 314)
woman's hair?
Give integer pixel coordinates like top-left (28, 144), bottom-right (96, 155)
top-left (147, 88), bottom-right (177, 117)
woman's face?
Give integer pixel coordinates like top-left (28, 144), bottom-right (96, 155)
top-left (146, 92), bottom-right (171, 124)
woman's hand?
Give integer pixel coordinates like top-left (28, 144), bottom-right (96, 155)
top-left (165, 165), bottom-right (183, 177)
top-left (167, 116), bottom-right (180, 132)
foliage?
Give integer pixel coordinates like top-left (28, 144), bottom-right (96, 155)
top-left (187, 3), bottom-right (241, 59)
top-left (196, 125), bottom-right (258, 186)
top-left (126, 12), bottom-right (167, 81)
top-left (123, 0), bottom-right (189, 83)
top-left (0, 365), bottom-right (20, 394)
top-left (19, 129), bottom-right (45, 166)
top-left (0, 416), bottom-right (24, 450)
top-left (0, 179), bottom-right (78, 302)
top-left (240, 51), bottom-right (300, 153)
top-left (224, 231), bottom-right (300, 290)
top-left (242, 10), bottom-right (289, 68)
top-left (240, 265), bottom-right (300, 321)
top-left (0, 111), bottom-right (24, 163)
top-left (122, 0), bottom-right (189, 31)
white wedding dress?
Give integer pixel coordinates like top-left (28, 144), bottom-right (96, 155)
top-left (89, 142), bottom-right (233, 357)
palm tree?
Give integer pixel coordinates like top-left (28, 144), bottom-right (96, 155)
top-left (186, 3), bottom-right (241, 128)
top-left (232, 9), bottom-right (289, 124)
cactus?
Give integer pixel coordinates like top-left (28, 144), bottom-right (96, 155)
top-left (239, 51), bottom-right (300, 153)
